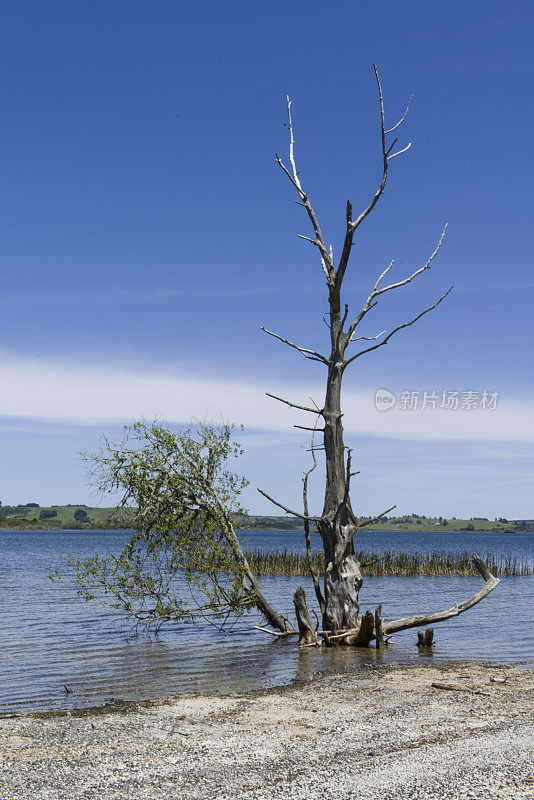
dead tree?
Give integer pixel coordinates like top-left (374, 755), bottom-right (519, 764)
top-left (258, 66), bottom-right (499, 642)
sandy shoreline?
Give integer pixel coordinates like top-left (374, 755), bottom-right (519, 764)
top-left (1, 660), bottom-right (533, 800)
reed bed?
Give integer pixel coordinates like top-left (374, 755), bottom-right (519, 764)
top-left (241, 548), bottom-right (533, 577)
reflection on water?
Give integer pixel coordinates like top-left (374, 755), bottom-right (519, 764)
top-left (0, 530), bottom-right (532, 713)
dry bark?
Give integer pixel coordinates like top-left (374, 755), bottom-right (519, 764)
top-left (417, 628), bottom-right (434, 647)
top-left (293, 587), bottom-right (318, 645)
top-left (375, 605), bottom-right (385, 649)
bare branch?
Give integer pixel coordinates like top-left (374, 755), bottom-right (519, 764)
top-left (252, 625), bottom-right (296, 638)
top-left (345, 286), bottom-right (453, 366)
top-left (384, 558), bottom-right (500, 635)
top-left (260, 326), bottom-right (329, 364)
top-left (343, 448), bottom-right (355, 503)
top-left (349, 64), bottom-right (389, 235)
top-left (266, 392), bottom-right (323, 415)
top-left (346, 226), bottom-right (447, 342)
top-left (388, 142), bottom-right (412, 160)
top-left (385, 94), bottom-right (413, 133)
top-left (357, 505), bottom-right (396, 529)
top-left (374, 226), bottom-right (448, 297)
top-left (257, 487), bottom-right (319, 522)
top-left (276, 97), bottom-right (334, 281)
top-left (386, 136), bottom-right (399, 156)
top-left (294, 424), bottom-right (325, 432)
top-left (334, 67), bottom-right (388, 290)
top-left (298, 234), bottom-right (320, 247)
top-left (346, 260), bottom-right (394, 336)
top-left (349, 330), bottom-right (386, 343)
top-left (335, 67), bottom-right (413, 293)
top-left (375, 258), bottom-right (396, 286)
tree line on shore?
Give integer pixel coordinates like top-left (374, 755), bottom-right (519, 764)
top-left (0, 503), bottom-right (519, 533)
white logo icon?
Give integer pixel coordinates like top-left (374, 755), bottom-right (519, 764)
top-left (375, 388), bottom-right (396, 412)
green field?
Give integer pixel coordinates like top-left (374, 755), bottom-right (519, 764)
top-left (0, 505), bottom-right (519, 532)
top-left (0, 504), bottom-right (133, 529)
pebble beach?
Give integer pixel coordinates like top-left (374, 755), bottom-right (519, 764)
top-left (1, 660), bottom-right (533, 800)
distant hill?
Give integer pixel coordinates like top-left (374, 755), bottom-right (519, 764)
top-left (0, 504), bottom-right (133, 530)
top-left (0, 505), bottom-right (519, 533)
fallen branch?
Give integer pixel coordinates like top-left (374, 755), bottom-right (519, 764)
top-left (383, 557), bottom-right (499, 635)
top-left (252, 625), bottom-right (296, 639)
top-left (431, 682), bottom-right (490, 697)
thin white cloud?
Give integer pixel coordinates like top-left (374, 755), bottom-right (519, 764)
top-left (0, 351), bottom-right (532, 443)
top-left (0, 283), bottom-right (316, 305)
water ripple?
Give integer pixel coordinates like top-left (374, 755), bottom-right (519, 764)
top-left (0, 530), bottom-right (532, 713)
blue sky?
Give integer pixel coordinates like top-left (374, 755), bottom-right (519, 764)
top-left (0, 0), bottom-right (533, 518)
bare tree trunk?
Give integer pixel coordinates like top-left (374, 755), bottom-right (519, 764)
top-left (258, 70), bottom-right (498, 644)
top-left (319, 297), bottom-right (362, 631)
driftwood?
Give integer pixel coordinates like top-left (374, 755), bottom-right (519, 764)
top-left (431, 682), bottom-right (490, 697)
top-left (383, 557), bottom-right (499, 636)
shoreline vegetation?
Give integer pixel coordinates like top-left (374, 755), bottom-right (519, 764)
top-left (0, 504), bottom-right (525, 533)
top-left (240, 547), bottom-right (533, 577)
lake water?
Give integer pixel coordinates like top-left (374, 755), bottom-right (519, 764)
top-left (0, 529), bottom-right (532, 714)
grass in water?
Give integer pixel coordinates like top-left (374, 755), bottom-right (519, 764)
top-left (239, 548), bottom-right (533, 577)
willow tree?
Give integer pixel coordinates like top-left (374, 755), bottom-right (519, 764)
top-left (58, 421), bottom-right (287, 634)
top-left (257, 65), bottom-right (498, 644)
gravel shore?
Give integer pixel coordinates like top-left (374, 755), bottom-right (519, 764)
top-left (1, 661), bottom-right (533, 800)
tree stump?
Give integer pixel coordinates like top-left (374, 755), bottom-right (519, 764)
top-left (375, 604), bottom-right (384, 649)
top-left (293, 587), bottom-right (317, 645)
top-left (343, 609), bottom-right (375, 646)
top-left (417, 627), bottom-right (434, 648)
